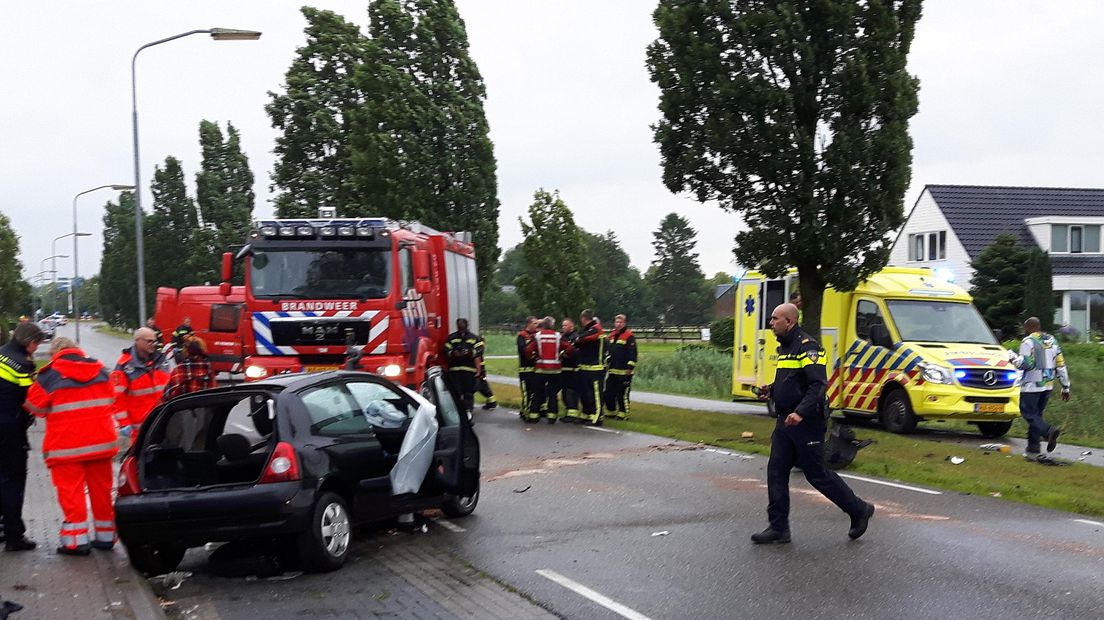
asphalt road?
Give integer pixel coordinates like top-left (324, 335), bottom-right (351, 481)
top-left (58, 324), bottom-right (1104, 618)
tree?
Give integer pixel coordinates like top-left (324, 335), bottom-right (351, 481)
top-left (267, 7), bottom-right (368, 218)
top-left (0, 213), bottom-right (29, 322)
top-left (647, 0), bottom-right (922, 340)
top-left (495, 245), bottom-right (527, 287)
top-left (646, 213), bottom-right (711, 324)
top-left (969, 234), bottom-right (1030, 338)
top-left (1023, 248), bottom-right (1055, 332)
top-left (196, 120), bottom-right (255, 254)
top-left (76, 275), bottom-right (101, 317)
top-left (581, 230), bottom-right (653, 322)
top-left (516, 190), bottom-right (593, 318)
top-left (147, 156), bottom-right (201, 288)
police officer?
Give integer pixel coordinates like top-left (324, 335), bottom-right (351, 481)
top-left (444, 319), bottom-right (481, 415)
top-left (516, 317), bottom-right (539, 421)
top-left (603, 313), bottom-right (637, 420)
top-left (752, 303), bottom-right (873, 544)
top-left (0, 322), bottom-right (45, 552)
top-left (574, 309), bottom-right (605, 425)
top-left (560, 318), bottom-right (580, 419)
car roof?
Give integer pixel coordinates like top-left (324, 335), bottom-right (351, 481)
top-left (225, 369), bottom-right (395, 392)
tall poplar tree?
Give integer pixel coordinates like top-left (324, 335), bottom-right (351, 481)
top-left (517, 190), bottom-right (593, 318)
top-left (196, 120), bottom-right (255, 252)
top-left (1023, 248), bottom-right (1055, 332)
top-left (647, 0), bottom-right (923, 339)
top-left (147, 156), bottom-right (199, 289)
top-left (99, 193), bottom-right (140, 327)
top-left (646, 213), bottom-right (711, 324)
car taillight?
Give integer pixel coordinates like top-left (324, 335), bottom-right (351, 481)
top-left (117, 455), bottom-right (141, 496)
top-left (259, 442), bottom-right (300, 484)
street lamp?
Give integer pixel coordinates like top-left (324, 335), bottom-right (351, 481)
top-left (42, 255), bottom-right (68, 313)
top-left (131, 27), bottom-right (262, 326)
top-left (72, 184), bottom-right (133, 344)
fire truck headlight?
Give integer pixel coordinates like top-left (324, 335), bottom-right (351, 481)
top-left (356, 226), bottom-right (373, 237)
top-left (377, 364), bottom-right (402, 378)
top-left (245, 365), bottom-right (269, 379)
top-left (338, 226), bottom-right (355, 237)
top-left (260, 225), bottom-right (277, 237)
top-left (278, 226), bottom-right (295, 236)
top-left (295, 225), bottom-right (313, 236)
top-left (319, 227), bottom-right (336, 237)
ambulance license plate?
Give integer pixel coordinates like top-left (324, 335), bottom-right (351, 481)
top-left (974, 403), bottom-right (1004, 414)
top-left (305, 365), bottom-right (340, 373)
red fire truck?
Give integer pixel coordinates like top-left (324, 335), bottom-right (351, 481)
top-left (154, 211), bottom-right (480, 388)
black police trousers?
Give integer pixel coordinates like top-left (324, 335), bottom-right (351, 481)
top-left (0, 422), bottom-right (29, 541)
top-left (767, 421), bottom-right (865, 533)
top-left (446, 370), bottom-right (477, 414)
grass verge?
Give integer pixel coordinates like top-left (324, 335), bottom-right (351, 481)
top-left (93, 323), bottom-right (132, 339)
top-left (487, 380), bottom-right (1104, 518)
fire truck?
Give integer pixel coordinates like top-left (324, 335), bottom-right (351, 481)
top-left (154, 209), bottom-right (480, 388)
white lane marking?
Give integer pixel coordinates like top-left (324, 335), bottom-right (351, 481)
top-left (432, 518), bottom-right (466, 533)
top-left (536, 569), bottom-right (652, 620)
top-left (584, 426), bottom-right (621, 434)
top-left (838, 474), bottom-right (942, 495)
top-left (1073, 518), bottom-right (1104, 528)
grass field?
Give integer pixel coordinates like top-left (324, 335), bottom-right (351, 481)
top-left (484, 380), bottom-right (1104, 518)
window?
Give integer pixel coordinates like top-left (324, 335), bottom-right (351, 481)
top-left (300, 384), bottom-right (373, 437)
top-left (1052, 224), bottom-right (1101, 253)
top-left (1071, 226), bottom-right (1083, 253)
top-left (855, 300), bottom-right (886, 342)
top-left (210, 304), bottom-right (242, 333)
top-left (399, 248), bottom-right (414, 296)
top-left (347, 381), bottom-right (411, 424)
top-left (223, 394), bottom-right (273, 443)
top-left (1052, 225), bottom-right (1068, 252)
top-left (908, 232), bottom-right (947, 262)
top-left (910, 234), bottom-right (924, 261)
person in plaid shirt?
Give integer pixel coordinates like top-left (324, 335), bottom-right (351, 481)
top-left (162, 336), bottom-right (217, 401)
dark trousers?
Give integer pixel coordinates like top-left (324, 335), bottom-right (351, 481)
top-left (578, 369), bottom-right (605, 420)
top-left (0, 423), bottom-right (29, 540)
top-left (1020, 390), bottom-right (1053, 452)
top-left (603, 373), bottom-right (632, 416)
top-left (767, 422), bottom-right (865, 533)
top-left (476, 377), bottom-right (496, 404)
top-left (561, 369), bottom-right (579, 413)
top-left (519, 371), bottom-right (539, 416)
top-left (446, 370), bottom-right (477, 414)
top-left (533, 372), bottom-right (561, 416)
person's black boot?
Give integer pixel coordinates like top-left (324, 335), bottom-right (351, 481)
top-left (4, 537), bottom-right (36, 552)
top-left (56, 544), bottom-right (91, 556)
top-left (1047, 427), bottom-right (1061, 453)
top-left (750, 528), bottom-right (791, 545)
top-left (849, 503), bottom-right (876, 540)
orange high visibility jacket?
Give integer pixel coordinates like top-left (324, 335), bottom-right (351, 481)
top-left (24, 347), bottom-right (119, 466)
top-left (111, 346), bottom-right (170, 427)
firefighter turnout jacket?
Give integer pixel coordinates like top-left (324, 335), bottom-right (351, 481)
top-left (24, 347), bottom-right (118, 466)
top-left (0, 340), bottom-right (36, 426)
top-left (111, 346), bottom-right (171, 427)
top-left (531, 329), bottom-right (566, 373)
top-left (516, 329), bottom-right (537, 372)
top-left (445, 329), bottom-right (482, 373)
top-left (561, 329), bottom-right (580, 371)
top-left (770, 325), bottom-right (828, 422)
top-left (575, 319), bottom-right (605, 371)
top-left (605, 327), bottom-right (637, 375)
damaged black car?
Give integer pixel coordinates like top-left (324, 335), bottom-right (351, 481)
top-left (114, 368), bottom-right (480, 576)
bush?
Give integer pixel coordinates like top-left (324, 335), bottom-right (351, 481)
top-left (633, 344), bottom-right (733, 400)
top-left (709, 317), bottom-right (733, 350)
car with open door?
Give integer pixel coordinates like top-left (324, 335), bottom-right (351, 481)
top-left (114, 368), bottom-right (479, 576)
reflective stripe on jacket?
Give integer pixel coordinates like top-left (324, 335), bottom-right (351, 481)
top-left (111, 346), bottom-right (170, 427)
top-left (605, 328), bottom-right (637, 375)
top-left (576, 320), bottom-right (605, 370)
top-left (534, 329), bottom-right (564, 373)
top-left (24, 347), bottom-right (118, 465)
top-left (0, 340), bottom-right (36, 425)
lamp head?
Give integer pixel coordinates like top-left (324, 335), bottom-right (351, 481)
top-left (209, 28), bottom-right (262, 41)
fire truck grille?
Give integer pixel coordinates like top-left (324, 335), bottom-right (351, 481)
top-left (269, 320), bottom-right (376, 347)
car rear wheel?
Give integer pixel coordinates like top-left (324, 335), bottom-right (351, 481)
top-left (296, 492), bottom-right (351, 573)
top-left (441, 480), bottom-right (479, 518)
top-left (125, 542), bottom-right (186, 576)
top-left (976, 420), bottom-right (1013, 438)
top-left (880, 390), bottom-right (918, 434)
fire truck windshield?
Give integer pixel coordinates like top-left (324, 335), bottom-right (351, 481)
top-left (250, 249), bottom-right (392, 299)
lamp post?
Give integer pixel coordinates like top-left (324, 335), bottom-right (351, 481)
top-left (72, 185), bottom-right (133, 344)
top-left (131, 27), bottom-right (262, 326)
top-left (42, 255), bottom-right (68, 313)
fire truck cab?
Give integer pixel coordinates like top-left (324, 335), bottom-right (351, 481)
top-left (154, 213), bottom-right (479, 389)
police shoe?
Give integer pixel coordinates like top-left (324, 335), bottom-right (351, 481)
top-left (482, 402), bottom-right (497, 410)
top-left (750, 528), bottom-right (791, 545)
top-left (4, 537), bottom-right (36, 552)
top-left (1047, 428), bottom-right (1061, 453)
top-left (848, 503), bottom-right (875, 540)
top-left (56, 544), bottom-right (91, 556)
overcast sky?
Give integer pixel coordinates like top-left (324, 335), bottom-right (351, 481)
top-left (3, 1), bottom-right (1104, 288)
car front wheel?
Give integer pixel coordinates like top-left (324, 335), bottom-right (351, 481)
top-left (296, 492), bottom-right (351, 573)
top-left (441, 480), bottom-right (479, 518)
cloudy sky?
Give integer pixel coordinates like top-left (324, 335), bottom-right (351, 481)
top-left (3, 1), bottom-right (1104, 287)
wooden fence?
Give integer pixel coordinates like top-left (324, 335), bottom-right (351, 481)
top-left (483, 324), bottom-right (709, 343)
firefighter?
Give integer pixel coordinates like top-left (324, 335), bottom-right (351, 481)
top-left (111, 327), bottom-right (171, 437)
top-left (24, 338), bottom-right (119, 555)
top-left (603, 313), bottom-right (637, 420)
top-left (0, 323), bottom-right (45, 552)
top-left (560, 318), bottom-right (580, 419)
top-left (171, 316), bottom-right (194, 361)
top-left (444, 318), bottom-right (481, 416)
top-left (146, 317), bottom-right (164, 352)
top-left (474, 333), bottom-right (497, 410)
top-left (516, 316), bottom-right (539, 421)
top-left (530, 317), bottom-right (567, 424)
top-left (751, 303), bottom-right (873, 544)
top-left (575, 309), bottom-right (606, 425)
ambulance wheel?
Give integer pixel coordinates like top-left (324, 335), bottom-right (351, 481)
top-left (976, 421), bottom-right (1013, 438)
top-left (880, 390), bottom-right (917, 434)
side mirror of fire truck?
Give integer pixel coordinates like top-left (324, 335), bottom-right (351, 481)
top-left (414, 251), bottom-right (432, 294)
top-left (219, 252), bottom-right (233, 297)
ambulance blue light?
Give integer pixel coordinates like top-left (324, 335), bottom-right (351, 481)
top-left (954, 370), bottom-right (967, 380)
top-left (1005, 371), bottom-right (1017, 381)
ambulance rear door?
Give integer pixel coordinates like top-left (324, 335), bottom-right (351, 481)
top-left (733, 276), bottom-right (762, 389)
top-left (755, 279), bottom-right (787, 388)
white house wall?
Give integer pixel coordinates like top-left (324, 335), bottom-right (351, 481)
top-left (888, 189), bottom-right (974, 284)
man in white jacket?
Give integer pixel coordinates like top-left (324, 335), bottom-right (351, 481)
top-left (1009, 317), bottom-right (1071, 459)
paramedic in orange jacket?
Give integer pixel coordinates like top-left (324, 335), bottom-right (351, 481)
top-left (111, 327), bottom-right (170, 435)
top-left (24, 338), bottom-right (119, 555)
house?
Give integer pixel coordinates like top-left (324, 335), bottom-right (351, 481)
top-left (712, 283), bottom-right (736, 319)
top-left (889, 184), bottom-right (1104, 338)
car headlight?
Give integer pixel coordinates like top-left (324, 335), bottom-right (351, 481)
top-left (377, 364), bottom-right (402, 378)
top-left (244, 365), bottom-right (268, 379)
top-left (919, 362), bottom-right (953, 385)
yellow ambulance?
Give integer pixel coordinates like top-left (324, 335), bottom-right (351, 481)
top-left (731, 267), bottom-right (1020, 436)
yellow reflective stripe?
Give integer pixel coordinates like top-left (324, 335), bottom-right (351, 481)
top-left (44, 440), bottom-right (118, 460)
top-left (627, 361), bottom-right (637, 367)
top-left (0, 364), bottom-right (33, 386)
top-left (535, 369), bottom-right (561, 374)
top-left (800, 357), bottom-right (824, 368)
top-left (448, 366), bottom-right (477, 372)
top-left (48, 397), bottom-right (116, 414)
top-left (579, 364), bottom-right (605, 371)
top-left (777, 360), bottom-right (802, 369)
top-left (608, 368), bottom-right (632, 376)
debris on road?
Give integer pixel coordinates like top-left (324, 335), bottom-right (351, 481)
top-left (513, 485), bottom-right (532, 494)
top-left (947, 456), bottom-right (965, 465)
top-left (149, 571), bottom-right (192, 591)
top-left (741, 431), bottom-right (755, 439)
top-left (1082, 450), bottom-right (1093, 456)
top-left (979, 443), bottom-right (1011, 453)
top-left (651, 531), bottom-right (670, 537)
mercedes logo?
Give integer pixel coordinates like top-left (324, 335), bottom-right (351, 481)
top-left (982, 370), bottom-right (997, 386)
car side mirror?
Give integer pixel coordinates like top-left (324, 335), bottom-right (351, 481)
top-left (869, 324), bottom-right (894, 348)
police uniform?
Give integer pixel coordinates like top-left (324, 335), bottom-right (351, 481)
top-left (603, 326), bottom-right (637, 419)
top-left (575, 319), bottom-right (605, 424)
top-left (516, 328), bottom-right (538, 420)
top-left (762, 325), bottom-right (870, 539)
top-left (444, 329), bottom-right (481, 414)
top-left (0, 339), bottom-right (36, 546)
